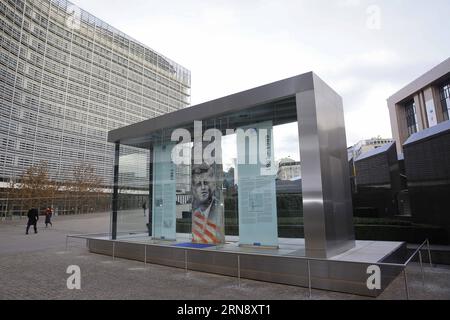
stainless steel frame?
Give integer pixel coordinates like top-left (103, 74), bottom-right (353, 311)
top-left (297, 76), bottom-right (355, 258)
top-left (108, 72), bottom-right (355, 258)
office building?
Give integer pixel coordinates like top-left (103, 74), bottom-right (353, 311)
top-left (348, 137), bottom-right (394, 161)
top-left (388, 58), bottom-right (450, 155)
top-left (277, 157), bottom-right (301, 181)
top-left (0, 0), bottom-right (191, 186)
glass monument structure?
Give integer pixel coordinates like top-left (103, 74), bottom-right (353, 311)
top-left (95, 73), bottom-right (406, 297)
top-left (108, 72), bottom-right (355, 259)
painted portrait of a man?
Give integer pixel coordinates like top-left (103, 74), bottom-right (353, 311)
top-left (191, 162), bottom-right (225, 244)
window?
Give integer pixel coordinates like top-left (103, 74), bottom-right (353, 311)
top-left (405, 100), bottom-right (418, 136)
top-left (440, 80), bottom-right (450, 121)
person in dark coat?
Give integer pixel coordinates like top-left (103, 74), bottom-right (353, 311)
top-left (44, 207), bottom-right (53, 228)
top-left (26, 208), bottom-right (39, 234)
top-left (142, 202), bottom-right (147, 217)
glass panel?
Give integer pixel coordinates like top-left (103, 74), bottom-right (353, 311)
top-left (175, 143), bottom-right (192, 242)
top-left (191, 120), bottom-right (225, 244)
top-left (152, 142), bottom-right (177, 240)
top-left (116, 144), bottom-right (150, 239)
top-left (405, 100), bottom-right (418, 136)
top-left (440, 82), bottom-right (450, 121)
top-left (237, 121), bottom-right (278, 247)
top-left (273, 122), bottom-right (302, 239)
top-left (112, 97), bottom-right (303, 254)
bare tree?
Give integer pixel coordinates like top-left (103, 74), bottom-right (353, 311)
top-left (67, 162), bottom-right (104, 214)
top-left (5, 162), bottom-right (108, 217)
top-left (9, 161), bottom-right (59, 211)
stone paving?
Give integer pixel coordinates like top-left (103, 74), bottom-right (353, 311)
top-left (1, 213), bottom-right (450, 300)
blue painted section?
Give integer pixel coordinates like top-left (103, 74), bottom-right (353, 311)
top-left (173, 243), bottom-right (216, 249)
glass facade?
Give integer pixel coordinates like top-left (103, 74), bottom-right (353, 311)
top-left (405, 100), bottom-right (418, 137)
top-left (113, 101), bottom-right (303, 244)
top-left (440, 80), bottom-right (450, 121)
top-left (0, 0), bottom-right (191, 185)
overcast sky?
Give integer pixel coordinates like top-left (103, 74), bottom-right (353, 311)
top-left (71, 0), bottom-right (450, 153)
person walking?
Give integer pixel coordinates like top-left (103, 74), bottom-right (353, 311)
top-left (26, 207), bottom-right (39, 235)
top-left (44, 207), bottom-right (53, 228)
top-left (142, 202), bottom-right (147, 217)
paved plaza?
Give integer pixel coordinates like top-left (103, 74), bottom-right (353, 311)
top-left (1, 213), bottom-right (450, 300)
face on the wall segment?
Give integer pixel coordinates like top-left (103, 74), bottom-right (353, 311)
top-left (192, 170), bottom-right (214, 206)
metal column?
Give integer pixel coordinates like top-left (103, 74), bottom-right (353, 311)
top-left (112, 142), bottom-right (120, 240)
top-left (148, 146), bottom-right (153, 237)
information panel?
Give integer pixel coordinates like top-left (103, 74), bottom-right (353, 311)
top-left (152, 143), bottom-right (176, 240)
top-left (237, 121), bottom-right (278, 247)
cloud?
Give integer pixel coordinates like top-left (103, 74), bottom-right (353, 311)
top-left (70, 0), bottom-right (450, 147)
top-left (274, 123), bottom-right (300, 161)
top-left (344, 82), bottom-right (398, 146)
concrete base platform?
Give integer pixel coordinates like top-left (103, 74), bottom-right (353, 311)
top-left (86, 233), bottom-right (407, 297)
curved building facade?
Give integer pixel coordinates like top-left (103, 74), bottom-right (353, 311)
top-left (0, 0), bottom-right (191, 186)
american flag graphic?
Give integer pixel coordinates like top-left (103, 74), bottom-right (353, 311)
top-left (192, 209), bottom-right (222, 244)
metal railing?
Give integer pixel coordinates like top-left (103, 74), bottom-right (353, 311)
top-left (65, 233), bottom-right (434, 300)
top-left (402, 239), bottom-right (433, 300)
